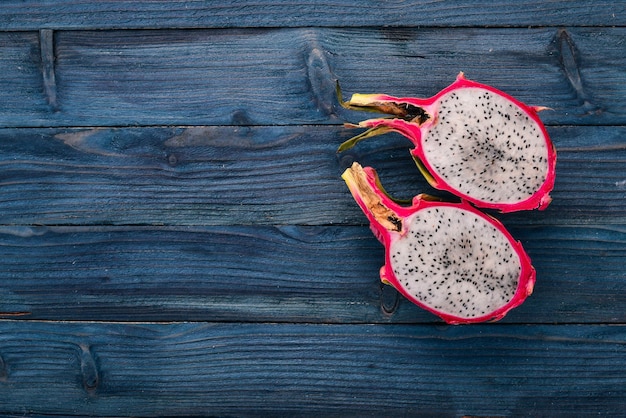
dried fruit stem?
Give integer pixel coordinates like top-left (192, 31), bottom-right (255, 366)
top-left (342, 163), bottom-right (402, 233)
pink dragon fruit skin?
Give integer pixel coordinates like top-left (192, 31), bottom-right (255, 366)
top-left (342, 162), bottom-right (536, 324)
top-left (338, 72), bottom-right (557, 213)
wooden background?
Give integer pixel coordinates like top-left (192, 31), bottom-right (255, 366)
top-left (1, 1), bottom-right (625, 416)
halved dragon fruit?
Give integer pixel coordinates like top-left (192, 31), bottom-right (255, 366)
top-left (343, 162), bottom-right (535, 324)
top-left (338, 72), bottom-right (557, 213)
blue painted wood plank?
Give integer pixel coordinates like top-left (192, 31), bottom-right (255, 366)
top-left (0, 0), bottom-right (623, 30)
top-left (0, 321), bottom-right (624, 416)
top-left (0, 224), bottom-right (624, 323)
top-left (0, 3), bottom-right (621, 416)
top-left (0, 32), bottom-right (53, 123)
top-left (0, 126), bottom-right (623, 226)
top-left (0, 28), bottom-right (625, 127)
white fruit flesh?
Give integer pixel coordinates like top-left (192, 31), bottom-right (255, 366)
top-left (421, 87), bottom-right (549, 204)
top-left (389, 206), bottom-right (521, 318)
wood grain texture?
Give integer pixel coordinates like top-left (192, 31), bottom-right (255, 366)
top-left (0, 28), bottom-right (625, 127)
top-left (0, 224), bottom-right (624, 323)
top-left (0, 0), bottom-right (623, 30)
top-left (0, 2), bottom-right (624, 415)
top-left (0, 126), bottom-right (624, 226)
top-left (0, 321), bottom-right (624, 416)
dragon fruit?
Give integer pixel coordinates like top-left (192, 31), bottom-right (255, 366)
top-left (343, 162), bottom-right (535, 324)
top-left (338, 72), bottom-right (557, 213)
